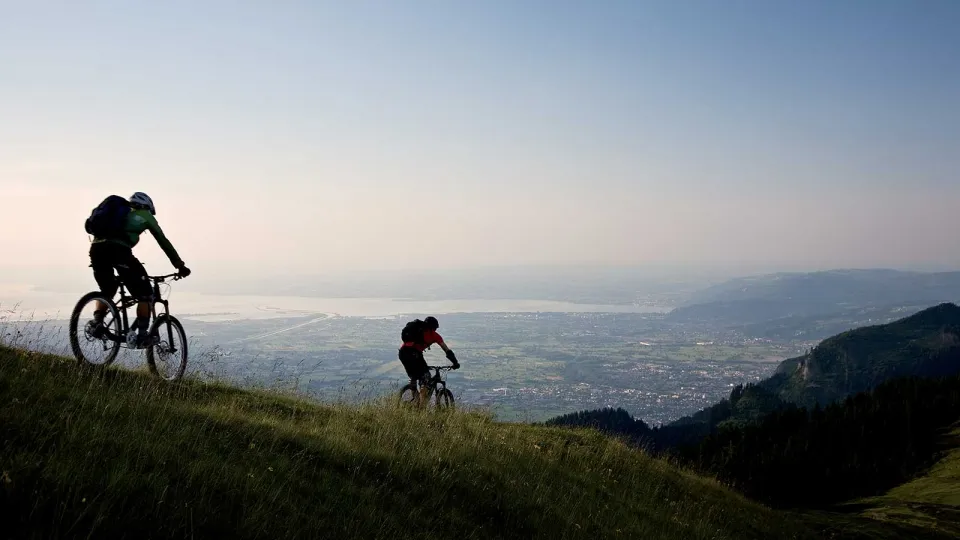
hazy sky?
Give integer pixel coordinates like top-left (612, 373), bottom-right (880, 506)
top-left (2, 1), bottom-right (959, 287)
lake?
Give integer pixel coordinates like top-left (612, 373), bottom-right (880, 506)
top-left (0, 283), bottom-right (668, 322)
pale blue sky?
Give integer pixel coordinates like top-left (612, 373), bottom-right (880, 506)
top-left (2, 1), bottom-right (959, 286)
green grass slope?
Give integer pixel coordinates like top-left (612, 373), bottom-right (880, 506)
top-left (0, 346), bottom-right (828, 540)
top-left (854, 426), bottom-right (960, 537)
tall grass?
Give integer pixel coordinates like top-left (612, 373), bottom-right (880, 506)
top-left (0, 345), bottom-right (831, 540)
top-left (851, 427), bottom-right (960, 538)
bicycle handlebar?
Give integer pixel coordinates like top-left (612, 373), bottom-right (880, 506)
top-left (149, 273), bottom-right (185, 282)
top-left (426, 365), bottom-right (456, 371)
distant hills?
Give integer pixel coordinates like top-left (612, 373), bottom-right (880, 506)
top-left (549, 302), bottom-right (960, 451)
top-left (669, 269), bottom-right (960, 327)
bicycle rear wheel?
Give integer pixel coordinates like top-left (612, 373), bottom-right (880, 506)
top-left (398, 382), bottom-right (419, 406)
top-left (146, 314), bottom-right (188, 381)
top-left (69, 292), bottom-right (122, 368)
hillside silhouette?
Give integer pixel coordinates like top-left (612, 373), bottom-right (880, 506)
top-left (2, 342), bottom-right (958, 537)
top-left (0, 346), bottom-right (830, 540)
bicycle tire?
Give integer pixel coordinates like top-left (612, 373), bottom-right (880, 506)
top-left (398, 382), bottom-right (419, 406)
top-left (435, 388), bottom-right (455, 409)
top-left (146, 314), bottom-right (188, 381)
top-left (68, 291), bottom-right (122, 368)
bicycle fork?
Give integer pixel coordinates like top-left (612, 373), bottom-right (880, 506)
top-left (150, 283), bottom-right (177, 353)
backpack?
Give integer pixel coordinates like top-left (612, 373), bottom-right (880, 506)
top-left (401, 319), bottom-right (427, 345)
top-left (85, 195), bottom-right (131, 239)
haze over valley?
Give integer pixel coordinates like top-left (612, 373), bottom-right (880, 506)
top-left (5, 267), bottom-right (958, 424)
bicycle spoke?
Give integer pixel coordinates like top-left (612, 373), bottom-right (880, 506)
top-left (146, 316), bottom-right (188, 381)
top-left (69, 292), bottom-right (121, 368)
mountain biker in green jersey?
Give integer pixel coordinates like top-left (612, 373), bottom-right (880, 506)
top-left (88, 192), bottom-right (191, 347)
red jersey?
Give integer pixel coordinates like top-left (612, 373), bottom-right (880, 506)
top-left (403, 329), bottom-right (445, 352)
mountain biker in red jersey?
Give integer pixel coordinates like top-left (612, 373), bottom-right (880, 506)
top-left (398, 316), bottom-right (459, 396)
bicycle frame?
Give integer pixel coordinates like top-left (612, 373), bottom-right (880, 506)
top-left (110, 273), bottom-right (180, 346)
top-left (397, 363), bottom-right (456, 409)
top-left (419, 366), bottom-right (452, 399)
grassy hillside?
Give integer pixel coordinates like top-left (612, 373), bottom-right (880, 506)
top-left (4, 346), bottom-right (957, 538)
top-left (0, 345), bottom-right (834, 540)
top-left (854, 426), bottom-right (960, 538)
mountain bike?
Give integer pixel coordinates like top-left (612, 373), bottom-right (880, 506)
top-left (68, 273), bottom-right (189, 381)
top-left (398, 366), bottom-right (456, 409)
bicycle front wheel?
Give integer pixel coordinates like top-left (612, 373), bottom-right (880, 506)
top-left (69, 291), bottom-right (122, 368)
top-left (146, 314), bottom-right (188, 381)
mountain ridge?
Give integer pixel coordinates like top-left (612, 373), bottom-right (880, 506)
top-left (670, 269), bottom-right (960, 325)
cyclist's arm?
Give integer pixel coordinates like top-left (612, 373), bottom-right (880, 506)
top-left (425, 330), bottom-right (449, 352)
top-left (427, 331), bottom-right (459, 365)
top-left (144, 214), bottom-right (185, 268)
top-left (442, 342), bottom-right (459, 366)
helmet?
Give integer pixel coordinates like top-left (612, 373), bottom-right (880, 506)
top-left (129, 192), bottom-right (156, 215)
top-left (424, 316), bottom-right (439, 330)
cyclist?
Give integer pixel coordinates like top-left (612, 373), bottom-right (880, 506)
top-left (87, 192), bottom-right (191, 347)
top-left (398, 316), bottom-right (459, 401)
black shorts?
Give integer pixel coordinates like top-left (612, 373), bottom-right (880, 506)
top-left (89, 242), bottom-right (152, 301)
top-left (398, 346), bottom-right (429, 383)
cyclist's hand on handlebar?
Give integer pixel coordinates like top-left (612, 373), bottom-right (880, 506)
top-left (445, 349), bottom-right (460, 369)
top-left (177, 265), bottom-right (192, 278)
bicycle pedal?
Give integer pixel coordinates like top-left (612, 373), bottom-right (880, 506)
top-left (126, 333), bottom-right (159, 349)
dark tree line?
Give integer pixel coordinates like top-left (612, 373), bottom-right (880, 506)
top-left (545, 382), bottom-right (795, 453)
top-left (546, 375), bottom-right (960, 509)
top-left (675, 374), bottom-right (960, 508)
top-left (544, 407), bottom-right (656, 449)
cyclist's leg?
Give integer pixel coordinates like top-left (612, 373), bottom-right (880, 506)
top-left (411, 350), bottom-right (430, 403)
top-left (114, 249), bottom-right (153, 344)
top-left (398, 346), bottom-right (429, 404)
top-left (89, 243), bottom-right (119, 323)
top-left (417, 370), bottom-right (432, 403)
top-left (398, 346), bottom-right (416, 378)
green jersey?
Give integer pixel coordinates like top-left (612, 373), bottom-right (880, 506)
top-left (93, 208), bottom-right (184, 268)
